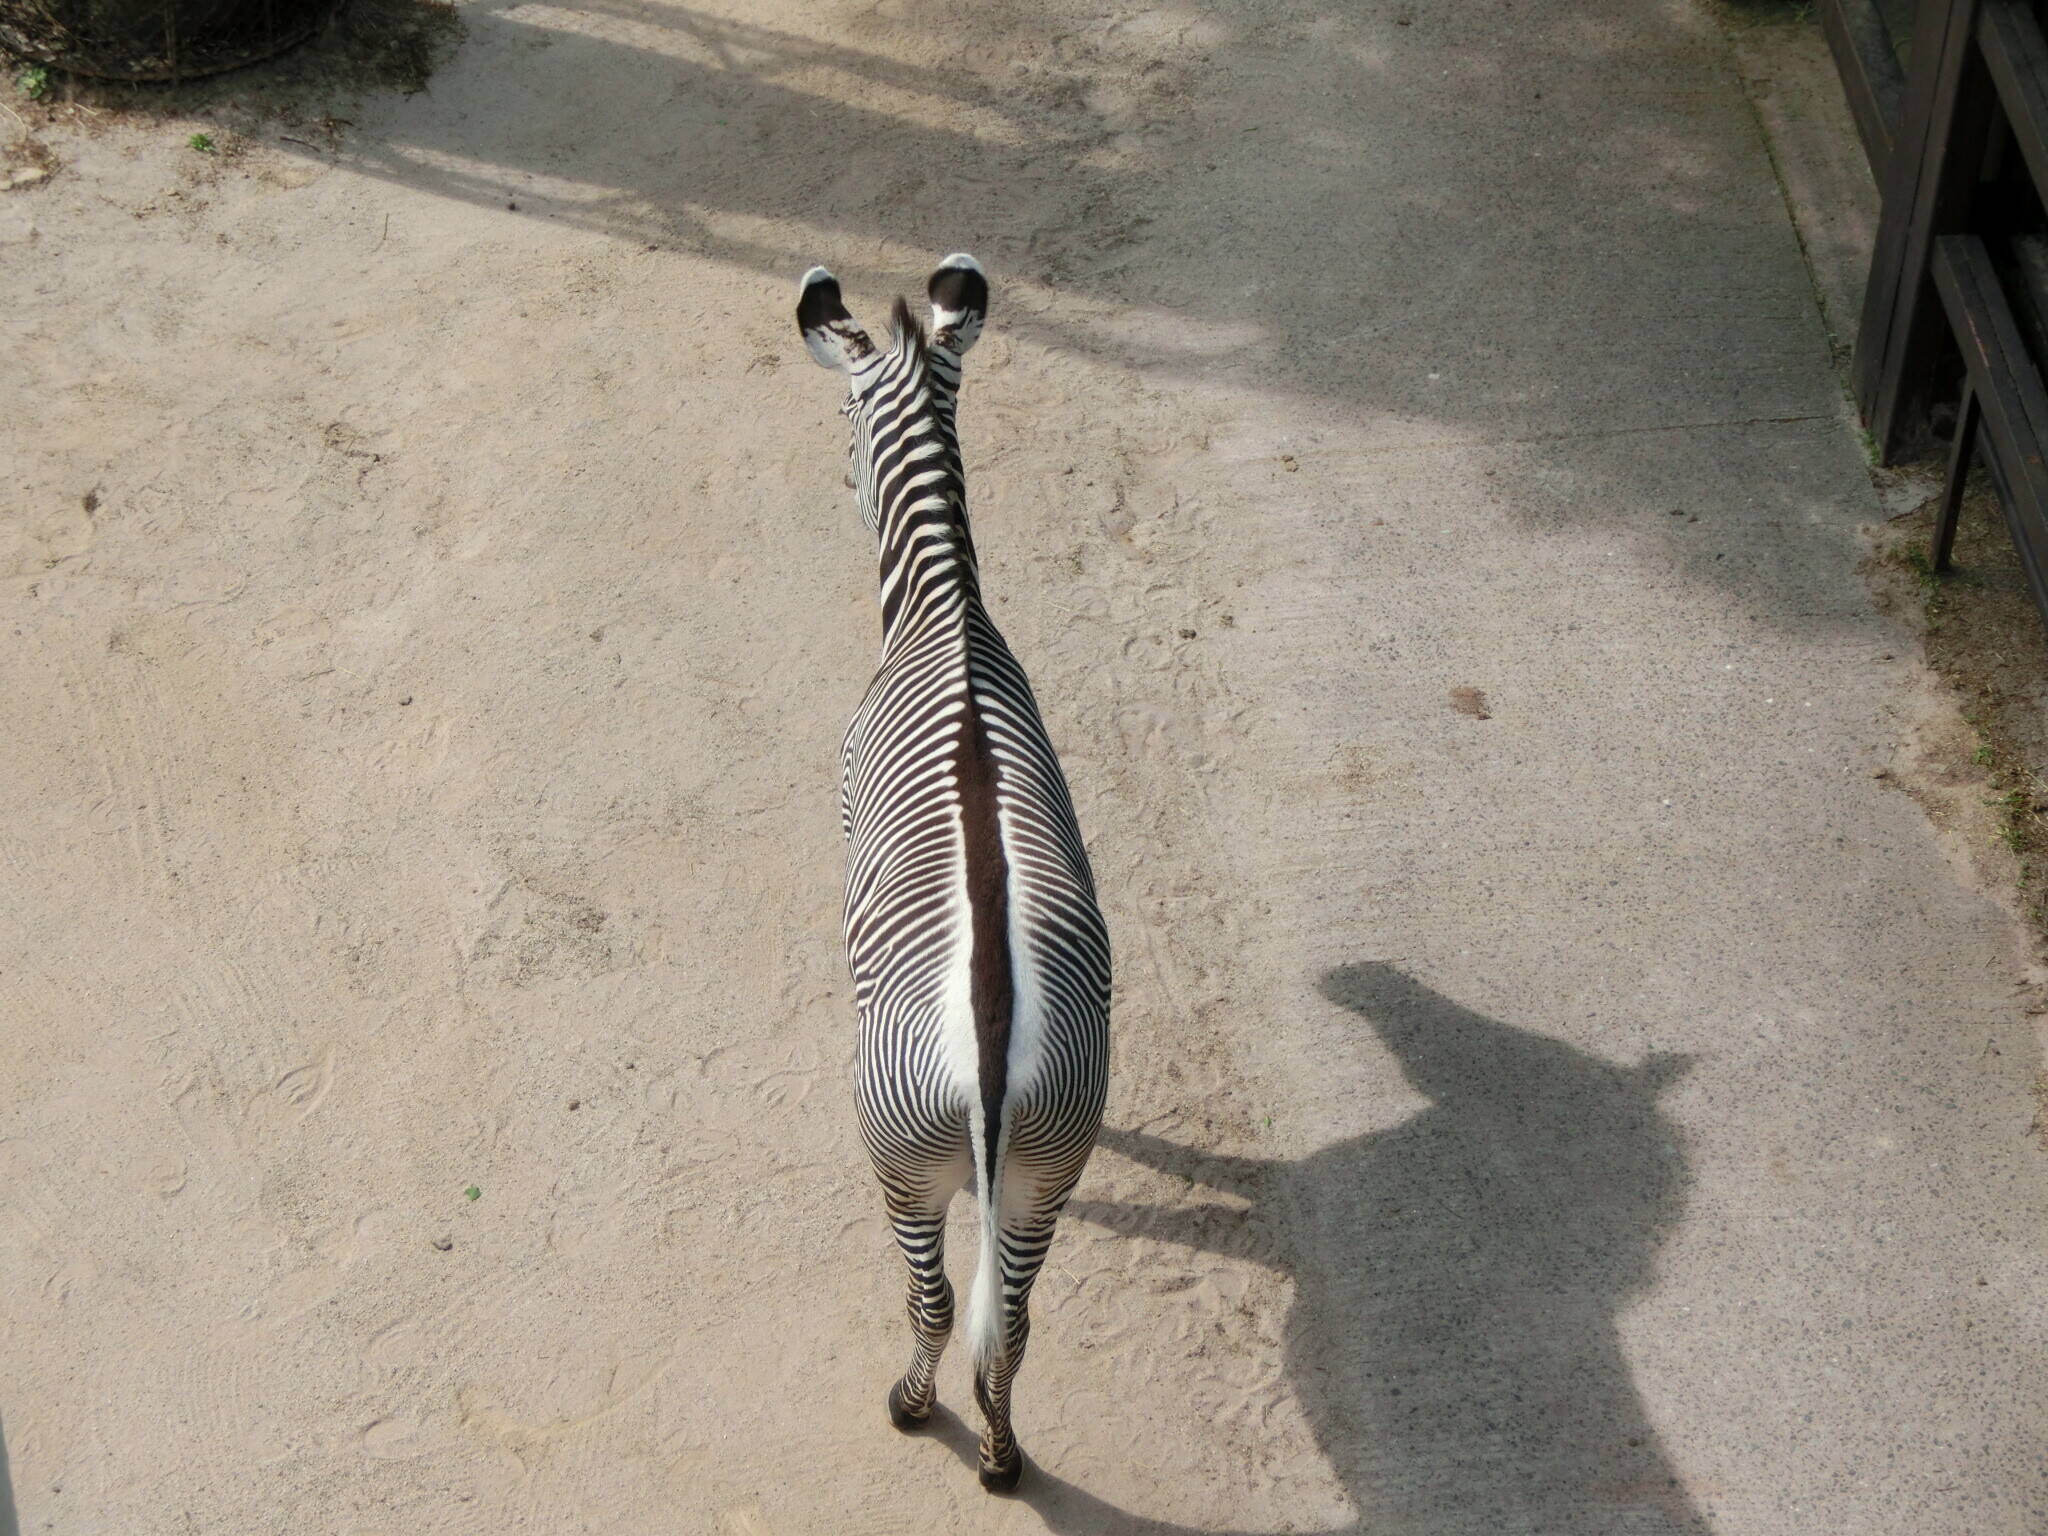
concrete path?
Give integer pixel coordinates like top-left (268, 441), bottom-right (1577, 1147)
top-left (2, 0), bottom-right (2043, 1531)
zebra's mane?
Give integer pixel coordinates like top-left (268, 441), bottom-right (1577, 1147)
top-left (871, 295), bottom-right (973, 573)
top-left (885, 294), bottom-right (954, 453)
top-left (888, 295), bottom-right (927, 361)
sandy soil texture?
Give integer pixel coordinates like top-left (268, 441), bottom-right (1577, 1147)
top-left (4, 0), bottom-right (2046, 1532)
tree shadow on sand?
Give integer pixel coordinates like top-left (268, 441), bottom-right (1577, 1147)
top-left (272, 0), bottom-right (1856, 629)
top-left (938, 962), bottom-right (1707, 1534)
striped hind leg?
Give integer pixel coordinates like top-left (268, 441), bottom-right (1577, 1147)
top-left (971, 1088), bottom-right (1103, 1491)
top-left (882, 1190), bottom-right (958, 1428)
top-left (971, 1209), bottom-right (1058, 1490)
top-left (856, 1042), bottom-right (971, 1431)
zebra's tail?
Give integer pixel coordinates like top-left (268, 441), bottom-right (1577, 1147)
top-left (965, 1104), bottom-right (1007, 1375)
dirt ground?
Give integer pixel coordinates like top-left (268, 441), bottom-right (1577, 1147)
top-left (4, 1), bottom-right (2046, 1533)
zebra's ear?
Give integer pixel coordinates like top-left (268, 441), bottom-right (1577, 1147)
top-left (927, 253), bottom-right (988, 358)
top-left (798, 266), bottom-right (876, 373)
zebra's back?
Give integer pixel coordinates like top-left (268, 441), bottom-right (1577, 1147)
top-left (842, 605), bottom-right (1107, 1148)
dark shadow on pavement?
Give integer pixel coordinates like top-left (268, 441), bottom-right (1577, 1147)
top-left (999, 962), bottom-right (1706, 1534)
top-left (0, 1407), bottom-right (19, 1536)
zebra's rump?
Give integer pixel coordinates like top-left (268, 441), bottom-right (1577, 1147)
top-left (850, 991), bottom-right (1108, 1183)
top-left (836, 514), bottom-right (1107, 1228)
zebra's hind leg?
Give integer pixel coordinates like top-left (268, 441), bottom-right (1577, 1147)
top-left (883, 1196), bottom-right (954, 1431)
top-left (973, 1213), bottom-right (1057, 1492)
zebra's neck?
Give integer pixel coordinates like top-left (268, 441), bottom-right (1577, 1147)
top-left (872, 388), bottom-right (981, 650)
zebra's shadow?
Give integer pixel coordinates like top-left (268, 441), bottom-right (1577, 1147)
top-left (999, 961), bottom-right (1709, 1535)
top-left (0, 1406), bottom-right (18, 1536)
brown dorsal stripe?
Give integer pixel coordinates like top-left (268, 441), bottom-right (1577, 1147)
top-left (957, 669), bottom-right (1013, 1189)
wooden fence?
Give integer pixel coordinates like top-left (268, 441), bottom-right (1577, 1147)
top-left (1823, 0), bottom-right (2048, 616)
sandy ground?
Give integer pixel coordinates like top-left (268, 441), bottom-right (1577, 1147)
top-left (4, 0), bottom-right (2047, 1532)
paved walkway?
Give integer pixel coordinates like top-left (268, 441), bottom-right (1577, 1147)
top-left (2, 0), bottom-right (2043, 1531)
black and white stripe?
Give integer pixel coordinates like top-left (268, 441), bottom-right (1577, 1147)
top-left (798, 255), bottom-right (1111, 1494)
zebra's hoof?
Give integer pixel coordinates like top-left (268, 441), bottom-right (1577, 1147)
top-left (978, 1448), bottom-right (1024, 1494)
top-left (886, 1380), bottom-right (931, 1432)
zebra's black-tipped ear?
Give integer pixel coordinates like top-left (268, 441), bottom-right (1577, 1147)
top-left (927, 253), bottom-right (988, 357)
top-left (798, 265), bottom-right (876, 373)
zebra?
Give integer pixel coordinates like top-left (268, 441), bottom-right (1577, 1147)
top-left (796, 255), bottom-right (1112, 1493)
